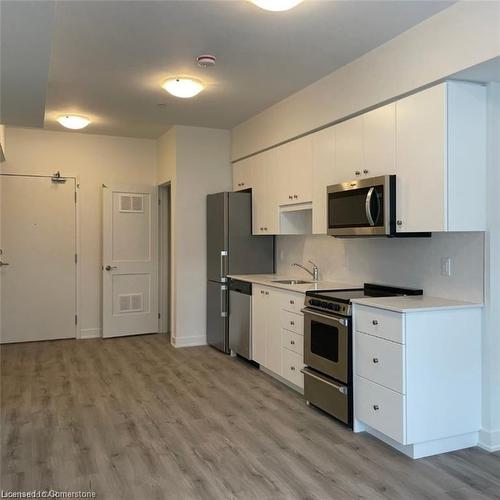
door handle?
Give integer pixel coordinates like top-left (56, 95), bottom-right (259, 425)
top-left (0, 261), bottom-right (9, 267)
top-left (220, 250), bottom-right (228, 282)
top-left (105, 265), bottom-right (117, 271)
top-left (365, 187), bottom-right (375, 226)
top-left (220, 285), bottom-right (228, 318)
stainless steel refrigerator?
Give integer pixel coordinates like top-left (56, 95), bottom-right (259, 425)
top-left (207, 192), bottom-right (274, 353)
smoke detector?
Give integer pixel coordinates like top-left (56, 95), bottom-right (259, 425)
top-left (197, 55), bottom-right (216, 68)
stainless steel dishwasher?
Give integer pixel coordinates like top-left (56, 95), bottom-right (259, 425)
top-left (229, 279), bottom-right (252, 360)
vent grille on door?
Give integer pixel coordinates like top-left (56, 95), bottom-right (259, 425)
top-left (118, 293), bottom-right (144, 313)
top-left (119, 194), bottom-right (144, 213)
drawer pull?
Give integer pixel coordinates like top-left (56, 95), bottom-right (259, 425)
top-left (265, 291), bottom-right (269, 295)
top-left (290, 321), bottom-right (295, 326)
top-left (290, 300), bottom-right (294, 305)
top-left (290, 366), bottom-right (295, 371)
top-left (372, 320), bottom-right (379, 325)
top-left (290, 340), bottom-right (295, 345)
top-left (373, 405), bottom-right (380, 411)
top-left (372, 358), bottom-right (379, 364)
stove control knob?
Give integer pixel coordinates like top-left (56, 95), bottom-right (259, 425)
top-left (327, 303), bottom-right (334, 310)
top-left (334, 304), bottom-right (341, 311)
top-left (321, 301), bottom-right (328, 308)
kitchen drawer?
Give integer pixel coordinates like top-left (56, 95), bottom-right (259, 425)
top-left (280, 292), bottom-right (303, 314)
top-left (281, 310), bottom-right (303, 335)
top-left (282, 329), bottom-right (303, 356)
top-left (282, 348), bottom-right (304, 388)
top-left (355, 305), bottom-right (404, 344)
top-left (355, 332), bottom-right (405, 394)
top-left (355, 375), bottom-right (406, 444)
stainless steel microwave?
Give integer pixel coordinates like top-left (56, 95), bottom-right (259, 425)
top-left (327, 175), bottom-right (396, 237)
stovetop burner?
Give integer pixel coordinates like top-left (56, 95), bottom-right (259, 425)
top-left (304, 283), bottom-right (423, 316)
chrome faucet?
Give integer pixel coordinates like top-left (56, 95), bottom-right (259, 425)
top-left (292, 260), bottom-right (319, 281)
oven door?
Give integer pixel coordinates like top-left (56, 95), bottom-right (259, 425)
top-left (303, 308), bottom-right (350, 383)
top-left (327, 175), bottom-right (395, 236)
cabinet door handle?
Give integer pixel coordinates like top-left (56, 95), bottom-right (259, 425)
top-left (363, 169), bottom-right (369, 174)
top-left (373, 405), bottom-right (380, 411)
top-left (355, 171), bottom-right (361, 176)
top-left (265, 291), bottom-right (269, 295)
top-left (290, 340), bottom-right (295, 345)
top-left (372, 358), bottom-right (379, 364)
top-left (290, 321), bottom-right (295, 326)
top-left (396, 220), bottom-right (403, 226)
top-left (372, 320), bottom-right (378, 325)
top-left (290, 300), bottom-right (294, 305)
top-left (293, 194), bottom-right (298, 199)
top-left (290, 366), bottom-right (295, 371)
top-left (288, 195), bottom-right (293, 200)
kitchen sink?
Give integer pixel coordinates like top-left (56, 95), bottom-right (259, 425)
top-left (272, 279), bottom-right (313, 285)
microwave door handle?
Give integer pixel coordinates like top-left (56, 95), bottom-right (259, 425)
top-left (365, 187), bottom-right (375, 226)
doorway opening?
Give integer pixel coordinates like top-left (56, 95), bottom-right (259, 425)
top-left (158, 183), bottom-right (171, 336)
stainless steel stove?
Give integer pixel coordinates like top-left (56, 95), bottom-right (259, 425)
top-left (302, 283), bottom-right (423, 427)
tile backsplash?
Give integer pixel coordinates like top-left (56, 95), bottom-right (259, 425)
top-left (276, 232), bottom-right (484, 302)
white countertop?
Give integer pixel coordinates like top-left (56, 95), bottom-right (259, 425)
top-left (351, 295), bottom-right (483, 313)
top-left (228, 274), bottom-right (361, 294)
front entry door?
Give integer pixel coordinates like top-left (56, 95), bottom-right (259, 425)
top-left (102, 185), bottom-right (159, 338)
top-left (0, 174), bottom-right (77, 343)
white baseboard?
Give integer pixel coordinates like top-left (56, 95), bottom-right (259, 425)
top-left (478, 428), bottom-right (500, 452)
top-left (79, 328), bottom-right (102, 339)
top-left (171, 334), bottom-right (207, 348)
top-left (363, 425), bottom-right (478, 459)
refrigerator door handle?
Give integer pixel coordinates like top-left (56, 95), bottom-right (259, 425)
top-left (220, 285), bottom-right (228, 318)
top-left (220, 250), bottom-right (228, 282)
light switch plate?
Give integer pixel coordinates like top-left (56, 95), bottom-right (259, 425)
top-left (441, 257), bottom-right (452, 277)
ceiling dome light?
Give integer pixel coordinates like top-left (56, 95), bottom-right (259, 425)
top-left (161, 77), bottom-right (204, 98)
top-left (250, 0), bottom-right (303, 11)
top-left (57, 114), bottom-right (91, 130)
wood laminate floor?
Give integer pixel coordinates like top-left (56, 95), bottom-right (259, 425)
top-left (1, 334), bottom-right (499, 500)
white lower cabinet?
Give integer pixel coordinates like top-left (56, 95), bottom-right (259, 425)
top-left (252, 285), bottom-right (304, 390)
top-left (353, 303), bottom-right (482, 459)
top-left (282, 346), bottom-right (304, 388)
top-left (355, 376), bottom-right (405, 444)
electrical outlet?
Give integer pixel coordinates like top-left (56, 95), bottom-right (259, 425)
top-left (441, 257), bottom-right (452, 277)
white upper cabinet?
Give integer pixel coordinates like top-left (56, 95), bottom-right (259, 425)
top-left (232, 157), bottom-right (253, 191)
top-left (363, 103), bottom-right (396, 178)
top-left (395, 82), bottom-right (486, 233)
top-left (312, 127), bottom-right (336, 234)
top-left (252, 149), bottom-right (279, 235)
top-left (334, 104), bottom-right (395, 185)
top-left (334, 115), bottom-right (363, 184)
top-left (275, 135), bottom-right (313, 205)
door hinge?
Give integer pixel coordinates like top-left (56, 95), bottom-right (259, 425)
top-left (158, 198), bottom-right (161, 205)
top-left (158, 313), bottom-right (161, 319)
top-left (75, 253), bottom-right (78, 264)
top-left (74, 191), bottom-right (77, 203)
top-left (75, 314), bottom-right (78, 325)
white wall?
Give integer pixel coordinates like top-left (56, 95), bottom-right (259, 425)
top-left (232, 1), bottom-right (500, 160)
top-left (482, 82), bottom-right (500, 451)
top-left (277, 232), bottom-right (484, 303)
top-left (157, 125), bottom-right (231, 347)
top-left (3, 127), bottom-right (157, 337)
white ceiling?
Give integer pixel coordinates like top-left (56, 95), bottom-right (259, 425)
top-left (3, 0), bottom-right (455, 138)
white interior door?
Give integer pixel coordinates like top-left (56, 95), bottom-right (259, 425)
top-left (103, 185), bottom-right (158, 338)
top-left (0, 174), bottom-right (77, 343)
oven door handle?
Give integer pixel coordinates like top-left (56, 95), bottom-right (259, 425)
top-left (301, 368), bottom-right (348, 395)
top-left (301, 308), bottom-right (347, 326)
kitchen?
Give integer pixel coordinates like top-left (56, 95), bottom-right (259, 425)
top-left (1, 1), bottom-right (499, 499)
